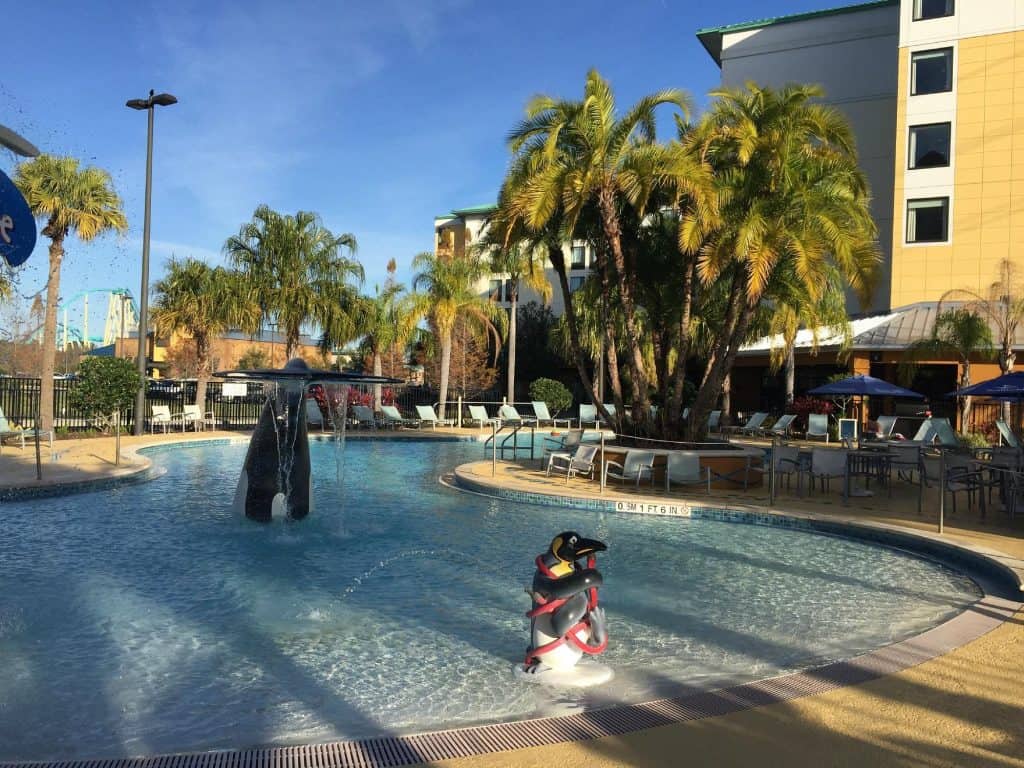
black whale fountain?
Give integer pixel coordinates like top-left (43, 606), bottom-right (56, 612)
top-left (215, 357), bottom-right (400, 522)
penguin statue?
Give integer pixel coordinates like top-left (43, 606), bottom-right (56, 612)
top-left (516, 531), bottom-right (613, 687)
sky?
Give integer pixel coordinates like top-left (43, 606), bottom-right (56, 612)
top-left (2, 0), bottom-right (839, 340)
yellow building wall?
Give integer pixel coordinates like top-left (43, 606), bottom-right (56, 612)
top-left (890, 32), bottom-right (1024, 307)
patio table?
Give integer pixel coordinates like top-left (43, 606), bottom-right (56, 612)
top-left (844, 449), bottom-right (895, 502)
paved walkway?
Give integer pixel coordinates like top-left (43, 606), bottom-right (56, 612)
top-left (3, 433), bottom-right (1023, 766)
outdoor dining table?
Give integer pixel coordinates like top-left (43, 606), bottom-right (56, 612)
top-left (843, 448), bottom-right (896, 502)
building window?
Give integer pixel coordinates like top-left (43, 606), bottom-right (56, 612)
top-left (908, 123), bottom-right (951, 168)
top-left (569, 276), bottom-right (585, 294)
top-left (488, 279), bottom-right (503, 302)
top-left (911, 48), bottom-right (953, 95)
top-left (907, 198), bottom-right (949, 243)
top-left (913, 0), bottom-right (954, 21)
top-left (570, 245), bottom-right (586, 269)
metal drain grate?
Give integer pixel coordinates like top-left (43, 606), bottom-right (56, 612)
top-left (3, 595), bottom-right (1017, 768)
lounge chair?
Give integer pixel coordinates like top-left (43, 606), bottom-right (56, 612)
top-left (150, 404), bottom-right (176, 433)
top-left (380, 404), bottom-right (418, 429)
top-left (682, 407), bottom-right (690, 421)
top-left (547, 444), bottom-right (599, 484)
top-left (579, 403), bottom-right (602, 429)
top-left (499, 404), bottom-right (538, 426)
top-left (708, 410), bottom-right (721, 432)
top-left (603, 450), bottom-right (655, 489)
top-left (0, 407), bottom-right (53, 454)
top-left (762, 413), bottom-right (796, 438)
top-left (725, 411), bottom-right (768, 435)
top-left (665, 452), bottom-right (710, 493)
top-left (543, 428), bottom-right (585, 466)
top-left (603, 404), bottom-right (617, 422)
top-left (806, 413), bottom-right (829, 443)
top-left (305, 398), bottom-right (327, 431)
top-left (532, 401), bottom-right (573, 428)
top-left (808, 447), bottom-right (847, 493)
top-left (467, 405), bottom-right (500, 429)
top-left (415, 405), bottom-right (453, 429)
top-left (876, 415), bottom-right (898, 440)
top-left (352, 405), bottom-right (377, 429)
top-left (996, 419), bottom-right (1020, 449)
top-left (182, 404), bottom-right (213, 432)
top-left (910, 417), bottom-right (959, 447)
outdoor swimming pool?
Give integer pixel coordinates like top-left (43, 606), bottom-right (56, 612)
top-left (0, 438), bottom-right (982, 760)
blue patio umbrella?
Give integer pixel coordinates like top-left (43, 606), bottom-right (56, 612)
top-left (808, 374), bottom-right (925, 399)
top-left (950, 371), bottom-right (1024, 400)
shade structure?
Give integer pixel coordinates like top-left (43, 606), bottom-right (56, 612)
top-left (950, 371), bottom-right (1024, 400)
top-left (808, 374), bottom-right (925, 399)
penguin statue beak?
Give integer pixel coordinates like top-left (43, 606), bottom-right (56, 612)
top-left (571, 537), bottom-right (607, 557)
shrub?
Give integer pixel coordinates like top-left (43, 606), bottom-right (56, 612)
top-left (958, 431), bottom-right (991, 449)
top-left (787, 396), bottom-right (834, 432)
top-left (68, 357), bottom-right (141, 434)
top-left (236, 347), bottom-right (269, 370)
top-left (529, 377), bottom-right (572, 415)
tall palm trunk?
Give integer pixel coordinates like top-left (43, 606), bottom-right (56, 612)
top-left (507, 283), bottom-right (518, 403)
top-left (594, 247), bottom-right (625, 426)
top-left (195, 334), bottom-right (210, 413)
top-left (1000, 347), bottom-right (1014, 422)
top-left (547, 244), bottom-right (609, 424)
top-left (667, 260), bottom-right (696, 425)
top-left (438, 329), bottom-right (452, 421)
top-left (39, 227), bottom-right (64, 432)
top-left (372, 352), bottom-right (383, 410)
top-left (597, 186), bottom-right (649, 420)
top-left (784, 346), bottom-right (796, 406)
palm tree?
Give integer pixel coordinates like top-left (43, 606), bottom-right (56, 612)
top-left (504, 69), bottom-right (700, 422)
top-left (941, 259), bottom-right (1024, 375)
top-left (14, 155), bottom-right (127, 430)
top-left (224, 205), bottom-right (363, 360)
top-left (900, 308), bottom-right (994, 428)
top-left (151, 258), bottom-right (260, 409)
top-left (683, 83), bottom-right (879, 439)
top-left (476, 224), bottom-right (551, 402)
top-left (410, 251), bottom-right (506, 421)
top-left (347, 259), bottom-right (421, 408)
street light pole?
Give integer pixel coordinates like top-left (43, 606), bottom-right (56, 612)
top-left (127, 90), bottom-right (177, 435)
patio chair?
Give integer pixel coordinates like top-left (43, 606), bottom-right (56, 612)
top-left (708, 410), bottom-right (721, 432)
top-left (762, 413), bottom-right (796, 438)
top-left (415, 405), bottom-right (453, 430)
top-left (889, 443), bottom-right (923, 484)
top-left (467, 404), bottom-right (500, 429)
top-left (499, 404), bottom-right (538, 426)
top-left (808, 447), bottom-right (847, 493)
top-left (876, 415), bottom-right (898, 440)
top-left (380, 404), bottom-right (418, 429)
top-left (543, 428), bottom-right (585, 466)
top-left (996, 419), bottom-right (1020, 449)
top-left (149, 404), bottom-right (175, 434)
top-left (665, 451), bottom-right (710, 493)
top-left (943, 451), bottom-right (985, 515)
top-left (806, 413), bottom-right (829, 443)
top-left (724, 411), bottom-right (768, 436)
top-left (352, 405), bottom-right (377, 429)
top-left (603, 450), bottom-right (655, 489)
top-left (751, 444), bottom-right (801, 490)
top-left (579, 403), bottom-right (609, 429)
top-left (305, 398), bottom-right (327, 431)
top-left (182, 404), bottom-right (211, 432)
top-left (532, 401), bottom-right (573, 428)
top-left (0, 407), bottom-right (50, 453)
top-left (547, 444), bottom-right (599, 484)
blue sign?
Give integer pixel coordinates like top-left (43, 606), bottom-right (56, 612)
top-left (0, 168), bottom-right (36, 268)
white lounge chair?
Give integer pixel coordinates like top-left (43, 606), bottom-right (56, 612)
top-left (532, 400), bottom-right (573, 428)
top-left (806, 413), bottom-right (829, 443)
top-left (708, 410), bottom-right (721, 432)
top-left (468, 405), bottom-right (500, 429)
top-left (665, 452), bottom-right (710, 493)
top-left (499, 404), bottom-right (538, 425)
top-left (380, 404), bottom-right (417, 429)
top-left (547, 444), bottom-right (599, 484)
top-left (352, 405), bottom-right (377, 429)
top-left (725, 411), bottom-right (769, 435)
top-left (603, 450), bottom-right (655, 488)
top-left (415, 405), bottom-right (453, 429)
top-left (876, 415), bottom-right (898, 440)
top-left (996, 419), bottom-right (1020, 449)
top-left (0, 407), bottom-right (53, 454)
top-left (182, 404), bottom-right (212, 432)
top-left (579, 403), bottom-right (601, 428)
top-left (305, 398), bottom-right (327, 431)
top-left (150, 404), bottom-right (176, 433)
top-left (762, 413), bottom-right (797, 438)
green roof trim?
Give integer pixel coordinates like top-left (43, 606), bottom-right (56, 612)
top-left (696, 0), bottom-right (897, 66)
top-left (450, 204), bottom-right (497, 217)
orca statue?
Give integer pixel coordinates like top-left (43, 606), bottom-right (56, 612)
top-left (215, 357), bottom-right (400, 523)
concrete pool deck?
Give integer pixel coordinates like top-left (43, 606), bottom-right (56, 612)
top-left (2, 431), bottom-right (1023, 766)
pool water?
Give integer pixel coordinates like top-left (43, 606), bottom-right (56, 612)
top-left (0, 439), bottom-right (981, 760)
